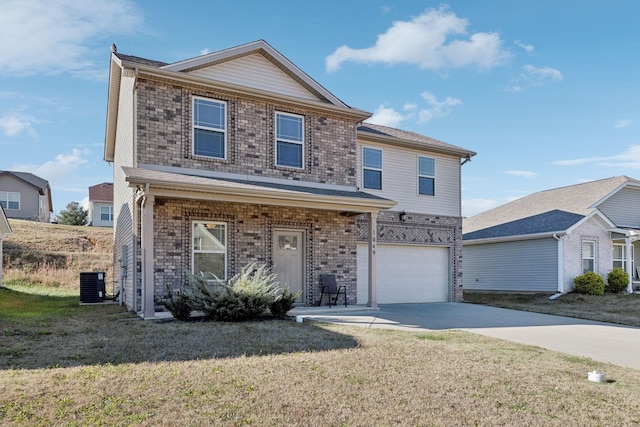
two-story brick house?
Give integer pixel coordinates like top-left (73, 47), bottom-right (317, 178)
top-left (104, 40), bottom-right (475, 318)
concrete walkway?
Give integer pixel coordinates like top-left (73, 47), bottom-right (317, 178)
top-left (292, 303), bottom-right (640, 371)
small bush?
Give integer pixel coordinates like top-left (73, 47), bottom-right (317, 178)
top-left (573, 271), bottom-right (605, 295)
top-left (606, 268), bottom-right (628, 293)
top-left (270, 287), bottom-right (302, 317)
top-left (189, 263), bottom-right (280, 321)
top-left (156, 285), bottom-right (193, 321)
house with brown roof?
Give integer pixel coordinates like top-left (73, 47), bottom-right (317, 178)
top-left (88, 182), bottom-right (114, 227)
top-left (104, 40), bottom-right (476, 318)
top-left (463, 176), bottom-right (640, 294)
top-left (0, 171), bottom-right (53, 223)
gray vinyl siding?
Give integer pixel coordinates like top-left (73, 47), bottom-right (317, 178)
top-left (356, 142), bottom-right (461, 216)
top-left (0, 175), bottom-right (41, 221)
top-left (598, 186), bottom-right (640, 228)
top-left (188, 53), bottom-right (318, 101)
top-left (463, 238), bottom-right (558, 292)
top-left (113, 70), bottom-right (137, 310)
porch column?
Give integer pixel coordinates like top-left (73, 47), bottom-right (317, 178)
top-left (141, 193), bottom-right (155, 319)
top-left (0, 239), bottom-right (3, 286)
top-left (626, 237), bottom-right (634, 294)
top-left (367, 211), bottom-right (378, 307)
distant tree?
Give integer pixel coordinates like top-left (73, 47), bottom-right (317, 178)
top-left (57, 202), bottom-right (88, 226)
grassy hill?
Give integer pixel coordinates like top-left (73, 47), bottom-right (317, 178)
top-left (2, 219), bottom-right (114, 294)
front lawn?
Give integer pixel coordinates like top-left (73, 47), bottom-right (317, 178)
top-left (2, 285), bottom-right (640, 426)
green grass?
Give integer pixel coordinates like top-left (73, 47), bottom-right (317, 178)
top-left (3, 285), bottom-right (640, 426)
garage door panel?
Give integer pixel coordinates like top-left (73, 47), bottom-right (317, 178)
top-left (357, 244), bottom-right (449, 304)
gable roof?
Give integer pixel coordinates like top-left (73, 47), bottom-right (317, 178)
top-left (463, 176), bottom-right (640, 241)
top-left (0, 170), bottom-right (50, 193)
top-left (358, 123), bottom-right (476, 159)
top-left (105, 40), bottom-right (371, 162)
top-left (88, 182), bottom-right (113, 202)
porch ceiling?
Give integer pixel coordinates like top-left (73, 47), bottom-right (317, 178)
top-left (122, 166), bottom-right (396, 213)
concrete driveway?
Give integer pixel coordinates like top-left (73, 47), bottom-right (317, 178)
top-left (295, 302), bottom-right (640, 371)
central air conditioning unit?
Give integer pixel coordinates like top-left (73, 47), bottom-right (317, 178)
top-left (79, 272), bottom-right (106, 303)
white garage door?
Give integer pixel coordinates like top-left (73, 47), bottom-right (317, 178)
top-left (357, 243), bottom-right (450, 304)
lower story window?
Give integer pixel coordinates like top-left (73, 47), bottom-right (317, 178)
top-left (100, 206), bottom-right (113, 221)
top-left (582, 240), bottom-right (595, 273)
top-left (613, 243), bottom-right (634, 272)
top-left (0, 191), bottom-right (20, 210)
top-left (193, 222), bottom-right (227, 280)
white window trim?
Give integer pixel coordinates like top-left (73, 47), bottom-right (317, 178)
top-left (192, 221), bottom-right (228, 281)
top-left (613, 243), bottom-right (634, 272)
top-left (100, 205), bottom-right (114, 221)
top-left (582, 239), bottom-right (596, 273)
top-left (362, 146), bottom-right (383, 191)
top-left (274, 111), bottom-right (305, 170)
top-left (0, 191), bottom-right (20, 210)
top-left (192, 96), bottom-right (227, 160)
top-left (417, 155), bottom-right (436, 197)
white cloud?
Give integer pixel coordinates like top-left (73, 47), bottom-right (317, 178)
top-left (326, 6), bottom-right (509, 73)
top-left (462, 198), bottom-right (498, 217)
top-left (505, 170), bottom-right (537, 178)
top-left (515, 40), bottom-right (534, 53)
top-left (200, 48), bottom-right (210, 55)
top-left (0, 109), bottom-right (41, 138)
top-left (366, 91), bottom-right (462, 127)
top-left (615, 120), bottom-right (632, 129)
top-left (13, 148), bottom-right (89, 182)
top-left (553, 145), bottom-right (640, 169)
top-left (417, 91), bottom-right (462, 123)
top-left (0, 0), bottom-right (143, 77)
top-left (367, 105), bottom-right (408, 127)
top-left (506, 64), bottom-right (563, 92)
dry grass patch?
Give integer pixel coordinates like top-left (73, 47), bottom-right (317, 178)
top-left (464, 291), bottom-right (640, 327)
top-left (3, 287), bottom-right (640, 426)
top-left (3, 219), bottom-right (114, 292)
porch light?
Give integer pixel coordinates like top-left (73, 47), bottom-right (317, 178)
top-left (399, 211), bottom-right (407, 222)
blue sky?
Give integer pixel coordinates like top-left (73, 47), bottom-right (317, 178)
top-left (1, 0), bottom-right (639, 218)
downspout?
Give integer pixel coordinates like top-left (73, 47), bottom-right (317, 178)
top-left (550, 233), bottom-right (565, 299)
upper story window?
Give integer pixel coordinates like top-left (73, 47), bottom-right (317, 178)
top-left (418, 156), bottom-right (435, 196)
top-left (582, 240), bottom-right (596, 273)
top-left (100, 205), bottom-right (113, 222)
top-left (362, 147), bottom-right (382, 190)
top-left (275, 112), bottom-right (304, 169)
top-left (0, 191), bottom-right (20, 210)
top-left (193, 221), bottom-right (227, 280)
top-left (193, 97), bottom-right (227, 159)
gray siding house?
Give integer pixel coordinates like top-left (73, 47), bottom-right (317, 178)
top-left (88, 182), bottom-right (114, 227)
top-left (0, 171), bottom-right (53, 223)
top-left (463, 176), bottom-right (640, 294)
top-left (104, 40), bottom-right (475, 318)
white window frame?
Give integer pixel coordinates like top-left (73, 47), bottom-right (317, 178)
top-left (417, 156), bottom-right (436, 196)
top-left (362, 146), bottom-right (383, 190)
top-left (613, 243), bottom-right (634, 272)
top-left (192, 221), bottom-right (227, 281)
top-left (192, 96), bottom-right (227, 160)
top-left (275, 111), bottom-right (304, 169)
top-left (100, 205), bottom-right (113, 222)
top-left (582, 240), bottom-right (596, 273)
top-left (0, 191), bottom-right (20, 210)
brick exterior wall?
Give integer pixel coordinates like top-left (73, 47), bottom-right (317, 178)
top-left (145, 198), bottom-right (357, 308)
top-left (356, 211), bottom-right (464, 302)
top-left (135, 77), bottom-right (358, 187)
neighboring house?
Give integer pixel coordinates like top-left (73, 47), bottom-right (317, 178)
top-left (88, 182), bottom-right (114, 227)
top-left (104, 40), bottom-right (475, 318)
top-left (463, 176), bottom-right (640, 294)
top-left (0, 205), bottom-right (12, 285)
top-left (0, 171), bottom-right (53, 223)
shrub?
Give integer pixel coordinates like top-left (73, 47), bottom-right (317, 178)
top-left (573, 271), bottom-right (605, 295)
top-left (189, 263), bottom-right (280, 321)
top-left (156, 285), bottom-right (193, 321)
top-left (270, 287), bottom-right (302, 317)
top-left (606, 268), bottom-right (628, 293)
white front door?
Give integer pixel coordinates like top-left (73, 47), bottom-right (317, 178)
top-left (273, 230), bottom-right (304, 303)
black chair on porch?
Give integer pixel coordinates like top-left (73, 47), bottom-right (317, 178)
top-left (318, 274), bottom-right (347, 307)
